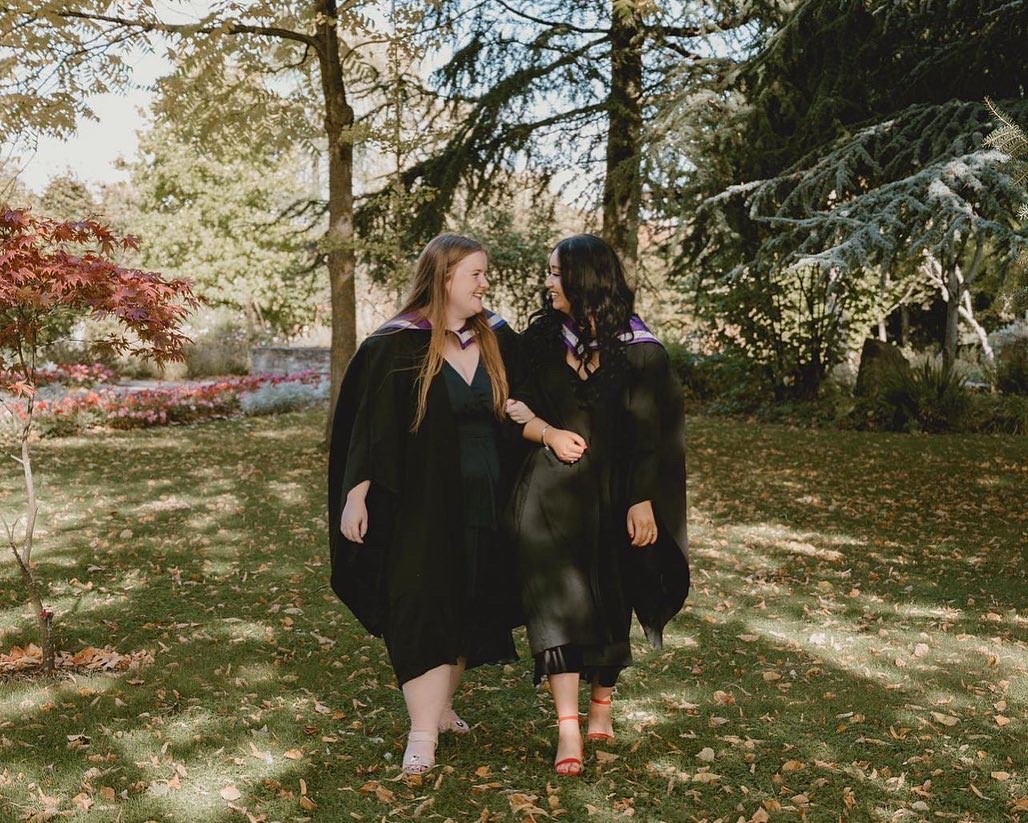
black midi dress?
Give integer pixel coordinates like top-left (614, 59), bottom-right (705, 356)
top-left (328, 327), bottom-right (522, 686)
top-left (509, 329), bottom-right (690, 684)
top-left (441, 359), bottom-right (518, 669)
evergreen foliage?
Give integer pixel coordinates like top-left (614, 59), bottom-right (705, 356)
top-left (675, 0), bottom-right (1028, 397)
top-left (985, 99), bottom-right (1028, 312)
top-left (363, 0), bottom-right (784, 264)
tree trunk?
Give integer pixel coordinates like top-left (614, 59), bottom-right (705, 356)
top-left (318, 0), bottom-right (358, 444)
top-left (942, 240), bottom-right (985, 371)
top-left (602, 0), bottom-right (644, 270)
top-left (960, 238), bottom-right (992, 365)
top-left (958, 291), bottom-right (994, 364)
top-left (942, 267), bottom-right (960, 371)
top-left (877, 271), bottom-right (888, 341)
top-left (11, 427), bottom-right (56, 673)
top-left (12, 555), bottom-right (55, 674)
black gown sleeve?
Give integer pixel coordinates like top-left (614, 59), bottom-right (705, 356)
top-left (621, 342), bottom-right (690, 649)
top-left (625, 343), bottom-right (664, 506)
top-left (495, 324), bottom-right (532, 488)
top-left (327, 333), bottom-right (405, 637)
top-left (506, 323), bottom-right (541, 412)
top-left (341, 336), bottom-right (402, 497)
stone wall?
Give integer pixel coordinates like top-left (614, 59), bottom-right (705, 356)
top-left (250, 346), bottom-right (331, 375)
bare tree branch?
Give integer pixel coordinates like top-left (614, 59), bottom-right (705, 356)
top-left (649, 13), bottom-right (759, 39)
top-left (491, 0), bottom-right (607, 35)
top-left (54, 10), bottom-right (321, 50)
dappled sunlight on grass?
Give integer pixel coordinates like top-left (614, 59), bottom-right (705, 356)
top-left (263, 480), bottom-right (308, 507)
top-left (2, 413), bottom-right (1025, 820)
top-left (0, 674), bottom-right (116, 721)
top-left (739, 612), bottom-right (1023, 711)
top-left (104, 715), bottom-right (304, 822)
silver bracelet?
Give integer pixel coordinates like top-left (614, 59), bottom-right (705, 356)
top-left (540, 424), bottom-right (551, 451)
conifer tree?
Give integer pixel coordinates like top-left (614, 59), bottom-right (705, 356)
top-left (378, 0), bottom-right (784, 268)
top-left (675, 0), bottom-right (1028, 393)
top-left (986, 99), bottom-right (1028, 313)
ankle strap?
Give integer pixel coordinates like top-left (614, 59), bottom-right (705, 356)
top-left (557, 715), bottom-right (580, 723)
top-left (590, 697), bottom-right (612, 705)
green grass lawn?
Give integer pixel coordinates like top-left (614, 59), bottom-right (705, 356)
top-left (1, 411), bottom-right (1026, 822)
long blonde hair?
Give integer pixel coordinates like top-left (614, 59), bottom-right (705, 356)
top-left (395, 234), bottom-right (509, 431)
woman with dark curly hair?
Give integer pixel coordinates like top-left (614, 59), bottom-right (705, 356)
top-left (506, 234), bottom-right (689, 776)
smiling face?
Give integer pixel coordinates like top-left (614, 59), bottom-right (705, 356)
top-left (444, 250), bottom-right (489, 323)
top-left (544, 248), bottom-right (571, 315)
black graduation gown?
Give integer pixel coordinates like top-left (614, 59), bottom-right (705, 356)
top-left (509, 337), bottom-right (689, 668)
top-left (327, 325), bottom-right (523, 685)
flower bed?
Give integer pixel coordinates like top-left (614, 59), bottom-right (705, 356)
top-left (1, 371), bottom-right (327, 437)
top-left (0, 363), bottom-right (119, 389)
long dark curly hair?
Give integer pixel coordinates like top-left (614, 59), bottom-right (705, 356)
top-left (523, 234), bottom-right (636, 401)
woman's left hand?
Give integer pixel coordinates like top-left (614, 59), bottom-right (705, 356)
top-left (627, 500), bottom-right (657, 547)
top-left (505, 398), bottom-right (535, 424)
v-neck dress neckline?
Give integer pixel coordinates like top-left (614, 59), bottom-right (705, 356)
top-left (444, 356), bottom-right (483, 387)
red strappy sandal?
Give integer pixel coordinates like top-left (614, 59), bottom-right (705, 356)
top-left (554, 715), bottom-right (583, 776)
top-left (586, 696), bottom-right (615, 743)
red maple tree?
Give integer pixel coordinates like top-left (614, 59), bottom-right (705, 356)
top-left (1, 207), bottom-right (198, 673)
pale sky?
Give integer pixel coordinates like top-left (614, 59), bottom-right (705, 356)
top-left (16, 5), bottom-right (204, 193)
top-left (20, 88), bottom-right (157, 193)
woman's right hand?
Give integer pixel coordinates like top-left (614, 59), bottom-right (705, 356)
top-left (545, 428), bottom-right (588, 464)
top-left (340, 496), bottom-right (368, 544)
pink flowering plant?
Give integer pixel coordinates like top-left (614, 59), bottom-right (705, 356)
top-left (33, 363), bottom-right (118, 388)
top-left (5, 370), bottom-right (326, 436)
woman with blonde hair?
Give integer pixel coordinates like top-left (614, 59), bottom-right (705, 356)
top-left (328, 234), bottom-right (522, 775)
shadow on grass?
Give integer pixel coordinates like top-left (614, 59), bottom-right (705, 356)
top-left (0, 413), bottom-right (1025, 821)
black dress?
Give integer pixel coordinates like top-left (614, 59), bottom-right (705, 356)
top-left (510, 327), bottom-right (689, 685)
top-left (441, 359), bottom-right (517, 668)
top-left (327, 327), bottom-right (522, 685)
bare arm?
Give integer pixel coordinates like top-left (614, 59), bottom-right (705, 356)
top-left (508, 403), bottom-right (587, 463)
top-left (341, 480), bottom-right (371, 543)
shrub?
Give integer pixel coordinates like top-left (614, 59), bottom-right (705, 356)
top-left (31, 397), bottom-right (105, 438)
top-left (666, 344), bottom-right (712, 404)
top-left (879, 361), bottom-right (972, 433)
top-left (986, 320), bottom-right (1028, 395)
top-left (994, 338), bottom-right (1028, 395)
top-left (988, 319), bottom-right (1028, 352)
top-left (665, 344), bottom-right (772, 414)
top-left (755, 382), bottom-right (854, 428)
top-left (36, 363), bottom-right (118, 387)
top-left (183, 309), bottom-right (251, 378)
top-left (1, 371), bottom-right (325, 439)
top-left (0, 363), bottom-right (117, 390)
top-left (966, 393), bottom-right (1028, 434)
top-left (239, 379), bottom-right (329, 416)
top-left (105, 384), bottom-right (241, 429)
